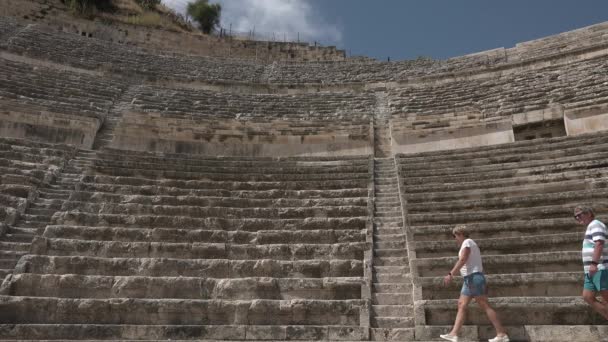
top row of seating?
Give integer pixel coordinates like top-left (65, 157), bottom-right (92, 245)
top-left (2, 16), bottom-right (608, 85)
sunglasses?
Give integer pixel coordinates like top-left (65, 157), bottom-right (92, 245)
top-left (574, 213), bottom-right (585, 220)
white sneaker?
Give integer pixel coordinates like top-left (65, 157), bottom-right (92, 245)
top-left (440, 333), bottom-right (459, 342)
top-left (488, 335), bottom-right (510, 342)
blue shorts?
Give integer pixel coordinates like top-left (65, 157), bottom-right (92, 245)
top-left (584, 270), bottom-right (608, 292)
top-left (461, 272), bottom-right (487, 297)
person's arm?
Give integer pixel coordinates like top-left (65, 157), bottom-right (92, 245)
top-left (444, 247), bottom-right (470, 285)
top-left (589, 240), bottom-right (605, 276)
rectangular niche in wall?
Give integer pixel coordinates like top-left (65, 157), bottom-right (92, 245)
top-left (513, 119), bottom-right (567, 141)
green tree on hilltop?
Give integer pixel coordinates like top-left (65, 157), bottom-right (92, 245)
top-left (187, 0), bottom-right (222, 34)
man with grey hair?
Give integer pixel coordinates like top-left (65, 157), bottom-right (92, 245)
top-left (575, 205), bottom-right (608, 319)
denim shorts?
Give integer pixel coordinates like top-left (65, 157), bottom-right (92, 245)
top-left (461, 272), bottom-right (487, 297)
top-left (584, 270), bottom-right (608, 292)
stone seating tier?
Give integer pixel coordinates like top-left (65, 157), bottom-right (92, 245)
top-left (0, 323), bottom-right (369, 340)
top-left (0, 138), bottom-right (73, 217)
top-left (5, 273), bottom-right (363, 300)
top-left (5, 16), bottom-right (608, 86)
top-left (42, 225), bottom-right (365, 245)
top-left (0, 295), bottom-right (364, 326)
top-left (15, 254), bottom-right (363, 278)
top-left (53, 212), bottom-right (368, 231)
top-left (75, 182), bottom-right (368, 200)
top-left (131, 86), bottom-right (375, 120)
top-left (389, 55), bottom-right (608, 125)
top-left (4, 25), bottom-right (266, 83)
top-left (0, 151), bottom-right (372, 340)
top-left (0, 59), bottom-right (124, 120)
top-left (0, 16), bottom-right (22, 43)
top-left (395, 131), bottom-right (608, 332)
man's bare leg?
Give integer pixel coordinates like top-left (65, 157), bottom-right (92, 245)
top-left (583, 290), bottom-right (608, 319)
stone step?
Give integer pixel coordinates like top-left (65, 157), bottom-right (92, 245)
top-left (7, 273), bottom-right (363, 300)
top-left (372, 304), bottom-right (413, 317)
top-left (374, 207), bottom-right (401, 214)
top-left (20, 214), bottom-right (52, 223)
top-left (374, 212), bottom-right (402, 219)
top-left (412, 217), bottom-right (575, 241)
top-left (37, 192), bottom-right (70, 200)
top-left (370, 327), bottom-right (415, 341)
top-left (373, 233), bottom-right (406, 242)
top-left (415, 232), bottom-right (579, 258)
top-left (0, 258), bottom-right (18, 269)
top-left (420, 271), bottom-right (581, 299)
top-left (13, 221), bottom-right (47, 229)
top-left (409, 202), bottom-right (606, 225)
top-left (26, 208), bottom-right (57, 216)
top-left (404, 160), bottom-right (608, 193)
top-left (20, 255), bottom-right (363, 278)
top-left (373, 217), bottom-right (402, 223)
top-left (0, 296), bottom-right (363, 326)
top-left (374, 249), bottom-right (407, 258)
top-left (373, 257), bottom-right (408, 267)
top-left (52, 212), bottom-right (368, 231)
top-left (397, 134), bottom-right (608, 164)
top-left (31, 237), bottom-right (368, 260)
top-left (414, 251), bottom-right (580, 277)
top-left (60, 201), bottom-right (368, 220)
top-left (8, 227), bottom-right (37, 236)
top-left (42, 225), bottom-right (366, 245)
top-left (373, 272), bottom-right (411, 283)
top-left (0, 241), bottom-right (30, 252)
top-left (0, 250), bottom-right (26, 259)
top-left (374, 240), bottom-right (407, 250)
top-left (421, 296), bottom-right (602, 325)
top-left (30, 199), bottom-right (63, 209)
top-left (0, 323), bottom-right (368, 341)
top-left (407, 177), bottom-right (608, 204)
top-left (1, 233), bottom-right (33, 243)
top-left (399, 140), bottom-right (608, 172)
top-left (373, 266), bottom-right (410, 275)
top-left (372, 293), bottom-right (413, 305)
top-left (372, 282), bottom-right (411, 293)
top-left (371, 316), bottom-right (414, 328)
top-left (374, 198), bottom-right (400, 205)
top-left (404, 167), bottom-right (608, 195)
top-left (373, 227), bottom-right (403, 236)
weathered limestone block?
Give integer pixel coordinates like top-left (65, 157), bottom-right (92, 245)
top-left (30, 237), bottom-right (369, 260)
top-left (0, 296), bottom-right (363, 325)
top-left (16, 255), bottom-right (364, 278)
top-left (43, 226), bottom-right (366, 245)
top-left (52, 211), bottom-right (368, 231)
top-left (60, 201), bottom-right (368, 219)
top-left (7, 274), bottom-right (363, 300)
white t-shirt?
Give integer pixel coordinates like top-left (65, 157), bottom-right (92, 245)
top-left (459, 238), bottom-right (483, 276)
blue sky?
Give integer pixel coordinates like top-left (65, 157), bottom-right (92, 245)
top-left (163, 0), bottom-right (608, 61)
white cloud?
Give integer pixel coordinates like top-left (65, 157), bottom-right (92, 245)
top-left (162, 0), bottom-right (342, 46)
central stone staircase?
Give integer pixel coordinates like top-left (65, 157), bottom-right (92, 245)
top-left (370, 157), bottom-right (414, 341)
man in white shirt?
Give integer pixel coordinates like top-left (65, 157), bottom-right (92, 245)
top-left (440, 225), bottom-right (508, 342)
top-left (575, 205), bottom-right (608, 319)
